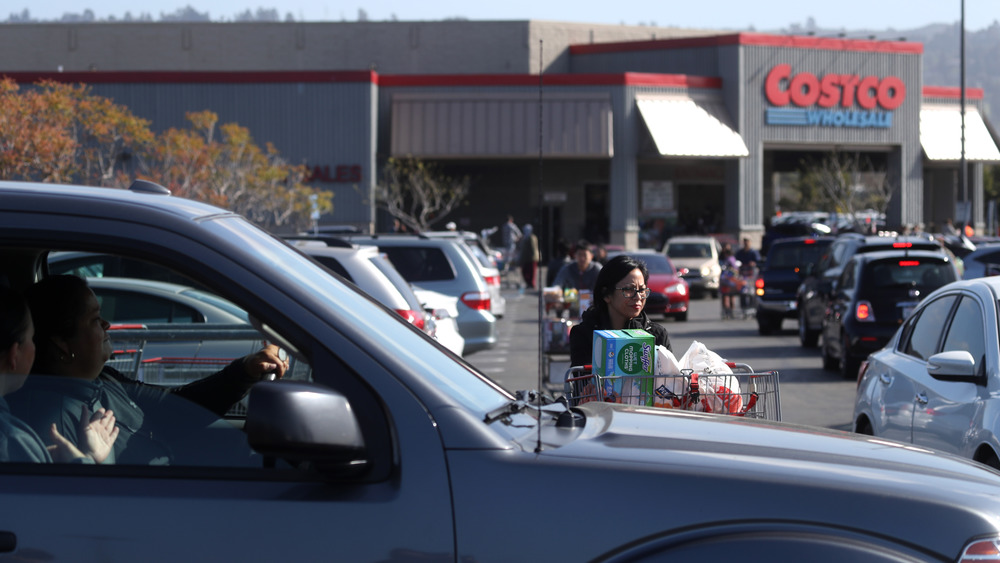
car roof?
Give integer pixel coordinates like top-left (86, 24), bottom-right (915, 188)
top-left (86, 276), bottom-right (250, 323)
top-left (770, 236), bottom-right (835, 247)
top-left (851, 249), bottom-right (952, 263)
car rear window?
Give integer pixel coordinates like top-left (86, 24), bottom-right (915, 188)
top-left (381, 246), bottom-right (456, 282)
top-left (766, 241), bottom-right (830, 270)
top-left (862, 258), bottom-right (955, 291)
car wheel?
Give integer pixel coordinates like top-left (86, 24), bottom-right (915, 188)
top-left (674, 311), bottom-right (688, 322)
top-left (840, 333), bottom-right (860, 380)
top-left (821, 338), bottom-right (839, 371)
top-left (798, 308), bottom-right (819, 348)
top-left (855, 417), bottom-right (873, 436)
top-left (757, 313), bottom-right (780, 335)
top-left (710, 290), bottom-right (719, 299)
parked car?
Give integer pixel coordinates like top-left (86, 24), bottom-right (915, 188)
top-left (409, 286), bottom-right (465, 357)
top-left (421, 230), bottom-right (506, 318)
top-left (761, 215), bottom-right (832, 256)
top-left (960, 242), bottom-right (1000, 279)
top-left (608, 249), bottom-right (689, 321)
top-left (821, 249), bottom-right (958, 380)
top-left (854, 275), bottom-right (1000, 469)
top-left (662, 235), bottom-right (721, 298)
top-left (753, 236), bottom-right (834, 337)
top-left (82, 277), bottom-right (265, 386)
top-left (798, 233), bottom-right (946, 347)
top-left (4, 181), bottom-right (1000, 561)
top-left (340, 234), bottom-right (498, 353)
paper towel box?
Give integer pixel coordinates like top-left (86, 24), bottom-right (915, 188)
top-left (592, 329), bottom-right (655, 405)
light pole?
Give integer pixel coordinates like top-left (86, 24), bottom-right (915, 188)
top-left (960, 0), bottom-right (968, 229)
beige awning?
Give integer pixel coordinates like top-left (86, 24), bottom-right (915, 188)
top-left (920, 104), bottom-right (1000, 161)
top-left (637, 95), bottom-right (749, 158)
top-left (390, 93), bottom-right (613, 159)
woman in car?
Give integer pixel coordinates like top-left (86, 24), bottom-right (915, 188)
top-left (10, 275), bottom-right (287, 465)
top-left (0, 285), bottom-right (118, 463)
top-left (569, 255), bottom-right (672, 367)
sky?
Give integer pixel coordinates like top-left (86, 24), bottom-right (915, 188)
top-left (13, 0), bottom-right (1000, 32)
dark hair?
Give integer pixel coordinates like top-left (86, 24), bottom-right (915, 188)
top-left (575, 239), bottom-right (593, 254)
top-left (591, 255), bottom-right (649, 321)
top-left (0, 286), bottom-right (31, 353)
top-left (24, 275), bottom-right (92, 348)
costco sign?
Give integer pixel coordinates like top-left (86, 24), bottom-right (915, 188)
top-left (764, 63), bottom-right (906, 128)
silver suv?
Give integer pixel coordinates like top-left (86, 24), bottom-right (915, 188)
top-left (343, 234), bottom-right (498, 353)
top-left (3, 181), bottom-right (1000, 562)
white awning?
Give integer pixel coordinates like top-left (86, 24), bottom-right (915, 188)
top-left (920, 104), bottom-right (1000, 161)
top-left (636, 95), bottom-right (748, 158)
top-left (391, 93), bottom-right (613, 159)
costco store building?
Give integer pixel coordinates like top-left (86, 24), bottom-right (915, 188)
top-left (4, 24), bottom-right (998, 250)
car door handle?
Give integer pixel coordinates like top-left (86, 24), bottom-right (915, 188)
top-left (915, 392), bottom-right (929, 405)
top-left (879, 374), bottom-right (892, 385)
top-left (0, 531), bottom-right (16, 552)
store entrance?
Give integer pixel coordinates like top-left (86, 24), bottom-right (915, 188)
top-left (676, 184), bottom-right (723, 234)
top-left (584, 183), bottom-right (610, 244)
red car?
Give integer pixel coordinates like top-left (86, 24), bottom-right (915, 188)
top-left (609, 250), bottom-right (690, 321)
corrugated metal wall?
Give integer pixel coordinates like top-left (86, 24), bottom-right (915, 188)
top-left (88, 80), bottom-right (377, 227)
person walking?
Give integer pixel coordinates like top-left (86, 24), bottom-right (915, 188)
top-left (519, 224), bottom-right (540, 290)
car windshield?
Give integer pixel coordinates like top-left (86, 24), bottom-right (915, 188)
top-left (667, 243), bottom-right (711, 258)
top-left (633, 254), bottom-right (675, 274)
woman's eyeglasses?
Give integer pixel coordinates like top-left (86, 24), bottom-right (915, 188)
top-left (615, 286), bottom-right (651, 299)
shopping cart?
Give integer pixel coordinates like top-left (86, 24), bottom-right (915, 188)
top-left (564, 362), bottom-right (781, 421)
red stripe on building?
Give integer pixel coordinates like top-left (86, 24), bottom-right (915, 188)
top-left (571, 32), bottom-right (923, 55)
top-left (922, 86), bottom-right (984, 99)
top-left (0, 70), bottom-right (378, 84)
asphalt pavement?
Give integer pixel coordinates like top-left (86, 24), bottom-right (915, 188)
top-left (465, 284), bottom-right (858, 432)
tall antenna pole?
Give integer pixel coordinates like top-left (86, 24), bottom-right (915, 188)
top-left (535, 39), bottom-right (545, 453)
top-left (960, 0), bottom-right (968, 228)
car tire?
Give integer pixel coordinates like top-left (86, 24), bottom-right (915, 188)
top-left (798, 308), bottom-right (819, 348)
top-left (822, 339), bottom-right (839, 371)
top-left (840, 333), bottom-right (860, 380)
top-left (855, 417), bottom-right (874, 436)
top-left (674, 311), bottom-right (688, 322)
top-left (757, 312), bottom-right (780, 335)
top-left (710, 290), bottom-right (719, 299)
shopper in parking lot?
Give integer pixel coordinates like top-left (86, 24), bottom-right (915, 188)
top-left (553, 239), bottom-right (603, 293)
top-left (12, 275), bottom-right (288, 465)
top-left (0, 286), bottom-right (118, 463)
top-left (569, 254), bottom-right (671, 366)
top-left (518, 224), bottom-right (540, 290)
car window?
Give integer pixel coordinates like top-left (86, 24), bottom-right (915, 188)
top-left (381, 246), bottom-right (456, 282)
top-left (838, 260), bottom-right (856, 291)
top-left (902, 295), bottom-right (958, 360)
top-left (865, 260), bottom-right (955, 290)
top-left (766, 242), bottom-right (829, 270)
top-left (369, 255), bottom-right (425, 312)
top-left (667, 243), bottom-right (711, 259)
top-left (96, 289), bottom-right (205, 324)
top-left (310, 255), bottom-right (353, 281)
top-left (941, 296), bottom-right (986, 375)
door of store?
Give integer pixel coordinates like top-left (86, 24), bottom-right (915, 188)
top-left (677, 184), bottom-right (723, 234)
top-left (584, 183), bottom-right (610, 244)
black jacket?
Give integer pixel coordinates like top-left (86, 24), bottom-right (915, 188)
top-left (569, 307), bottom-right (671, 366)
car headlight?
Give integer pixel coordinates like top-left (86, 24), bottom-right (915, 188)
top-left (665, 283), bottom-right (687, 296)
top-left (701, 265), bottom-right (713, 276)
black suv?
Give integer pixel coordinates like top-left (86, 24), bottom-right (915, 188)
top-left (821, 249), bottom-right (957, 379)
top-left (797, 233), bottom-right (944, 347)
top-left (755, 236), bottom-right (835, 335)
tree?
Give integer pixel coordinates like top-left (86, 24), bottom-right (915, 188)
top-left (796, 151), bottom-right (896, 232)
top-left (374, 157), bottom-right (469, 232)
top-left (152, 110), bottom-right (331, 231)
top-left (0, 78), bottom-right (154, 186)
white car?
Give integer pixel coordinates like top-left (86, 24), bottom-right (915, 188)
top-left (411, 286), bottom-right (465, 356)
top-left (662, 235), bottom-right (722, 298)
top-left (854, 276), bottom-right (1000, 468)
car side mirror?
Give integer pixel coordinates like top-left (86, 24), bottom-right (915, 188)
top-left (926, 350), bottom-right (980, 383)
top-left (246, 381), bottom-right (369, 477)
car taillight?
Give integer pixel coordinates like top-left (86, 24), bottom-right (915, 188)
top-left (959, 537), bottom-right (1000, 562)
top-left (484, 275), bottom-right (500, 286)
top-left (892, 242), bottom-right (913, 249)
top-left (755, 277), bottom-right (764, 297)
top-left (461, 291), bottom-right (491, 311)
top-left (394, 309), bottom-right (426, 331)
top-left (855, 300), bottom-right (874, 321)
top-left (898, 260), bottom-right (920, 267)
top-left (856, 359), bottom-right (869, 387)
